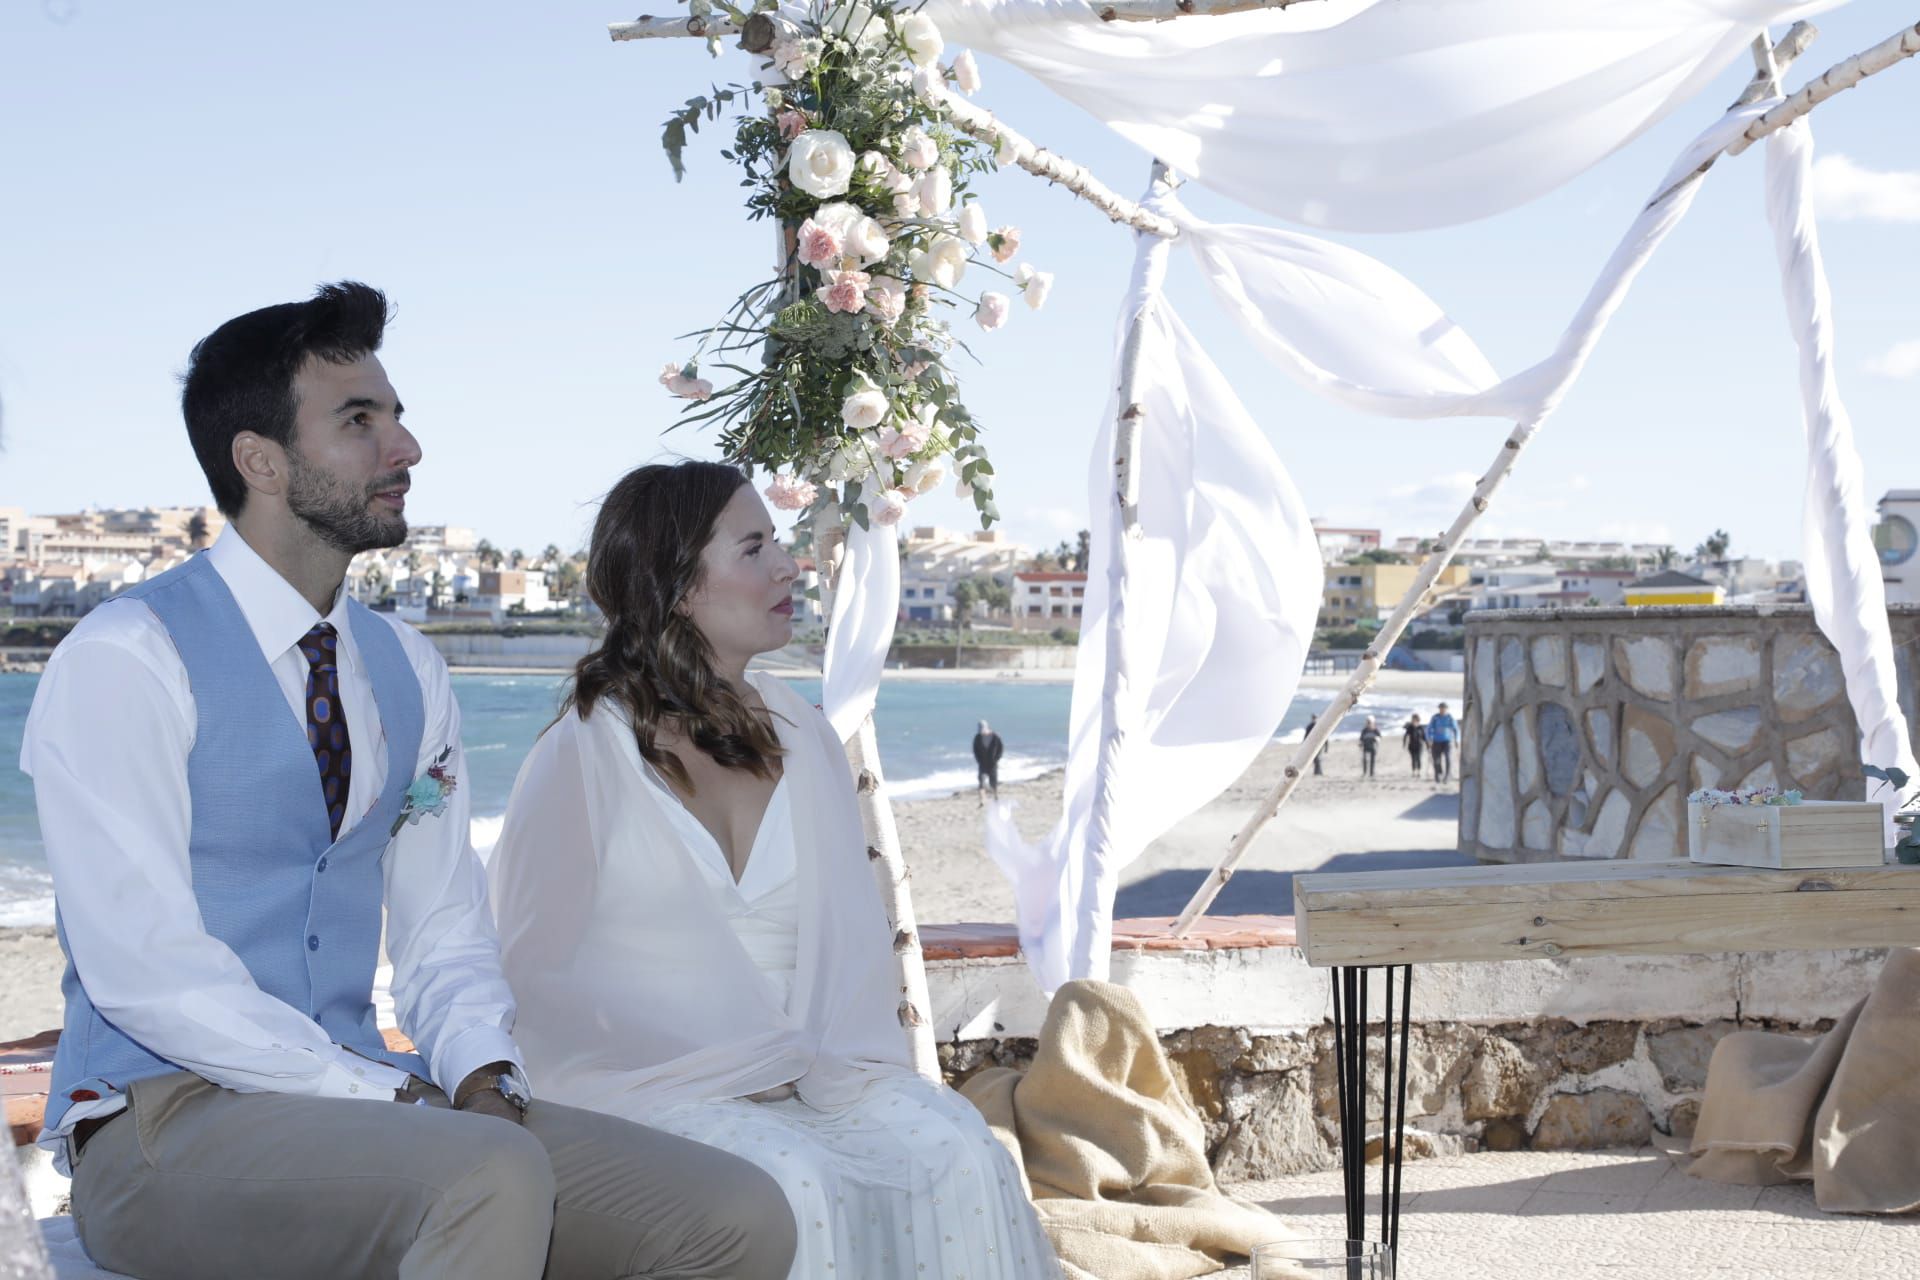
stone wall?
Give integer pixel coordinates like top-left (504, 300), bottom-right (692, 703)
top-left (1459, 605), bottom-right (1920, 862)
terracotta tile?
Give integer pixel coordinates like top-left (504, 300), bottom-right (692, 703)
top-left (7, 1093), bottom-right (45, 1147)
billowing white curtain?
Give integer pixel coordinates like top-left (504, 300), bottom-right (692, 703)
top-left (986, 202), bottom-right (1324, 990)
top-left (820, 518), bottom-right (900, 742)
top-left (924, 0), bottom-right (1839, 229)
top-left (1765, 119), bottom-right (1920, 835)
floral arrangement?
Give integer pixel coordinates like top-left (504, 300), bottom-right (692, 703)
top-left (656, 0), bottom-right (1051, 531)
top-left (1687, 786), bottom-right (1804, 808)
top-left (391, 747), bottom-right (458, 836)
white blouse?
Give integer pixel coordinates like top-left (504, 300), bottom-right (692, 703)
top-left (637, 764), bottom-right (801, 1009)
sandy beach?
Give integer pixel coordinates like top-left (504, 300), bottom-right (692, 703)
top-left (0, 670), bottom-right (1465, 1043)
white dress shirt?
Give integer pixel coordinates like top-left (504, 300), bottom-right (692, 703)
top-left (21, 527), bottom-right (525, 1153)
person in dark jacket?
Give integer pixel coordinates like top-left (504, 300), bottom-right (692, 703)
top-left (973, 720), bottom-right (1004, 801)
top-left (1403, 713), bottom-right (1426, 776)
top-left (1359, 716), bottom-right (1381, 779)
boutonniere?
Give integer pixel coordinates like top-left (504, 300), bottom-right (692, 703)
top-left (391, 746), bottom-right (457, 836)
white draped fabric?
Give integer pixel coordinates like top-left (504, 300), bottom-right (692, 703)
top-left (488, 673), bottom-right (914, 1114)
top-left (820, 517), bottom-right (900, 742)
top-left (1765, 120), bottom-right (1920, 836)
top-left (924, 0), bottom-right (1839, 229)
top-left (986, 205), bottom-right (1324, 990)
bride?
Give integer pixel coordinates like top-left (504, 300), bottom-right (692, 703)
top-left (489, 460), bottom-right (1057, 1279)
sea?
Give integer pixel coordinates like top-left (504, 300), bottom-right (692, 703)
top-left (0, 670), bottom-right (1430, 928)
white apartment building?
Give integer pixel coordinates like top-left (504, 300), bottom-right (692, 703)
top-left (1014, 571), bottom-right (1086, 623)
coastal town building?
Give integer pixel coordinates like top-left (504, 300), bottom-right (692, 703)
top-left (1014, 571), bottom-right (1086, 623)
top-left (1876, 490), bottom-right (1919, 606)
top-left (1623, 569), bottom-right (1726, 606)
top-left (1322, 561), bottom-right (1470, 628)
top-left (1310, 522), bottom-right (1381, 564)
top-left (899, 525), bottom-right (1028, 623)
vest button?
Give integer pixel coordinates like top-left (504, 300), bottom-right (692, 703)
top-left (69, 1088), bottom-right (100, 1102)
top-left (308, 935), bottom-right (321, 951)
top-left (317, 857), bottom-right (329, 873)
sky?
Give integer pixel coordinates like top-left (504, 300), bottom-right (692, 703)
top-left (1, 1), bottom-right (1916, 564)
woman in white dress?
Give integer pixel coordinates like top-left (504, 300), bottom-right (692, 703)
top-left (489, 461), bottom-right (1057, 1279)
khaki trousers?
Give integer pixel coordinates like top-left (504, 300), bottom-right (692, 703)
top-left (69, 1071), bottom-right (796, 1280)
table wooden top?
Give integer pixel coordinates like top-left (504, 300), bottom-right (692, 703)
top-left (1293, 858), bottom-right (1920, 967)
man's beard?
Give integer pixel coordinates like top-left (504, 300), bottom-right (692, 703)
top-left (285, 450), bottom-right (408, 555)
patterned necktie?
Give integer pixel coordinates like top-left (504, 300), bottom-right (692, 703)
top-left (298, 622), bottom-right (351, 839)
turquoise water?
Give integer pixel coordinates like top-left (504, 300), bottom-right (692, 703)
top-left (0, 669), bottom-right (1424, 926)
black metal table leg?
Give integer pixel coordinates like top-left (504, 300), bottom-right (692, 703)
top-left (1329, 964), bottom-right (1414, 1269)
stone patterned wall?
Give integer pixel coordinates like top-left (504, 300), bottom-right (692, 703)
top-left (940, 1009), bottom-right (1852, 1179)
top-left (1459, 605), bottom-right (1920, 862)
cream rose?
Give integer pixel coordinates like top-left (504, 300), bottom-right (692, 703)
top-left (1017, 263), bottom-right (1054, 311)
top-left (898, 127), bottom-right (939, 173)
top-left (840, 385), bottom-right (889, 431)
top-left (912, 66), bottom-right (949, 108)
top-left (869, 488), bottom-right (911, 527)
top-left (904, 455), bottom-right (948, 496)
top-left (914, 166), bottom-right (953, 217)
top-left (811, 202), bottom-right (889, 266)
top-left (957, 201), bottom-right (987, 245)
top-left (989, 225), bottom-right (1021, 264)
top-left (788, 129), bottom-right (855, 198)
top-left (899, 14), bottom-right (944, 67)
top-left (865, 275), bottom-right (907, 325)
top-left (974, 291), bottom-right (1011, 332)
top-left (953, 49), bottom-right (982, 94)
top-left (909, 234), bottom-right (968, 289)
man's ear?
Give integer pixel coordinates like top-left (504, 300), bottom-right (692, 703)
top-left (232, 431), bottom-right (287, 502)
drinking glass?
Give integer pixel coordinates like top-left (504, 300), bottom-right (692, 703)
top-left (1250, 1237), bottom-right (1393, 1279)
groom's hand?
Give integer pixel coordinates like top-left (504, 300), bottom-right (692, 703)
top-left (453, 1061), bottom-right (526, 1126)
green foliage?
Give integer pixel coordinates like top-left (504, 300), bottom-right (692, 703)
top-left (1864, 765), bottom-right (1920, 863)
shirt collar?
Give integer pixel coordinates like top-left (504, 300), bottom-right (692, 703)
top-left (205, 526), bottom-right (359, 673)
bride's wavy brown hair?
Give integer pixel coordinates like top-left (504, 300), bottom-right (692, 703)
top-left (562, 460), bottom-right (784, 793)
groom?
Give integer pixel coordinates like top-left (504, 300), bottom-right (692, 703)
top-left (20, 282), bottom-right (796, 1279)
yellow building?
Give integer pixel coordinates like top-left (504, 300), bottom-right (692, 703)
top-left (1322, 561), bottom-right (1469, 628)
top-left (1623, 570), bottom-right (1725, 607)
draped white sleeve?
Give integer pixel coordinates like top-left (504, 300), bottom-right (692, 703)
top-left (821, 518), bottom-right (901, 743)
top-left (925, 0), bottom-right (1840, 229)
top-left (488, 674), bottom-right (914, 1116)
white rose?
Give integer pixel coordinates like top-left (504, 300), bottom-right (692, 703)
top-left (910, 234), bottom-right (968, 289)
top-left (840, 385), bottom-right (890, 431)
top-left (957, 201), bottom-right (987, 245)
top-left (809, 201), bottom-right (886, 264)
top-left (788, 130), bottom-right (855, 198)
top-left (914, 166), bottom-right (953, 216)
top-left (995, 131), bottom-right (1031, 168)
top-left (953, 49), bottom-right (982, 94)
top-left (824, 0), bottom-right (886, 49)
top-left (892, 191), bottom-right (921, 218)
top-left (899, 14), bottom-right (944, 67)
top-left (899, 127), bottom-right (939, 173)
top-left (974, 291), bottom-right (1011, 332)
top-left (869, 488), bottom-right (911, 527)
top-left (827, 438), bottom-right (876, 484)
top-left (912, 66), bottom-right (949, 108)
top-left (904, 455), bottom-right (948, 495)
top-left (1020, 267), bottom-right (1054, 311)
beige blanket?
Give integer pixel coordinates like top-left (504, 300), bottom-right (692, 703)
top-left (961, 980), bottom-right (1299, 1280)
top-left (1689, 948), bottom-right (1920, 1213)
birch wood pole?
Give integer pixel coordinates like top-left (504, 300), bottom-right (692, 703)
top-left (0, 1153), bottom-right (53, 1280)
top-left (1168, 22), bottom-right (1903, 936)
top-left (810, 513), bottom-right (939, 1078)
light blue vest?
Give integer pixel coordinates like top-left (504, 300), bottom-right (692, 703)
top-left (47, 553), bottom-right (430, 1131)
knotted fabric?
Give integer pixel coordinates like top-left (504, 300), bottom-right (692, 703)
top-left (298, 621), bottom-right (351, 838)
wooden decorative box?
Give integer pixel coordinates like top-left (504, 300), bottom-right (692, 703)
top-left (1687, 800), bottom-right (1886, 870)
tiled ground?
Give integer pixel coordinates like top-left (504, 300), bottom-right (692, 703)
top-left (1218, 1148), bottom-right (1920, 1279)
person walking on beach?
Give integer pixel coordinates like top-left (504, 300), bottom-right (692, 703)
top-left (1427, 701), bottom-right (1460, 783)
top-left (1305, 713), bottom-right (1325, 775)
top-left (19, 284), bottom-right (794, 1280)
top-left (1403, 713), bottom-right (1426, 776)
top-left (974, 718), bottom-right (1005, 801)
top-left (1359, 716), bottom-right (1381, 779)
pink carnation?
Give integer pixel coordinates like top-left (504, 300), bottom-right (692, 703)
top-left (777, 109), bottom-right (809, 141)
top-left (877, 415), bottom-right (931, 461)
top-left (658, 362), bottom-right (713, 401)
top-left (820, 268), bottom-right (871, 315)
top-left (990, 225), bottom-right (1021, 264)
top-left (865, 275), bottom-right (907, 326)
top-left (796, 218), bottom-right (843, 270)
top-left (764, 473), bottom-right (819, 512)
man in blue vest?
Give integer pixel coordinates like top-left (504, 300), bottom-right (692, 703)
top-left (20, 283), bottom-right (796, 1280)
top-left (1426, 701), bottom-right (1460, 783)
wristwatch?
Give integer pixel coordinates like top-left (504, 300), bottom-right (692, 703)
top-left (492, 1071), bottom-right (533, 1117)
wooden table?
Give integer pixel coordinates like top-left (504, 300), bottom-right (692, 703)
top-left (1291, 859), bottom-right (1920, 1264)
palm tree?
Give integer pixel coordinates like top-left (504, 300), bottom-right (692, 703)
top-left (475, 539), bottom-right (502, 570)
top-left (950, 578), bottom-right (978, 668)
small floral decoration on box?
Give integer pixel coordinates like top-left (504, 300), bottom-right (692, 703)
top-left (655, 0), bottom-right (1049, 532)
top-left (1687, 786), bottom-right (1804, 808)
top-left (392, 746), bottom-right (457, 836)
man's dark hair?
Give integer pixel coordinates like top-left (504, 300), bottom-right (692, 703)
top-left (181, 281), bottom-right (392, 517)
